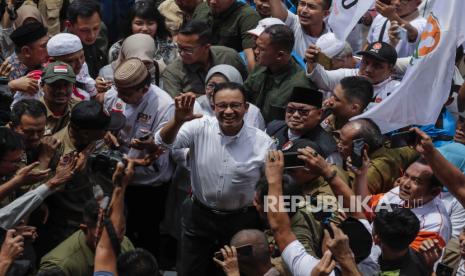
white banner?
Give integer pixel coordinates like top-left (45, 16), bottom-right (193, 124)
top-left (328, 0), bottom-right (375, 42)
top-left (353, 0), bottom-right (465, 133)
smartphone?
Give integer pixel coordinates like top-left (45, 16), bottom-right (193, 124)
top-left (214, 244), bottom-right (253, 261)
top-left (390, 131), bottom-right (418, 148)
top-left (317, 52), bottom-right (332, 70)
top-left (436, 263), bottom-right (453, 276)
top-left (138, 132), bottom-right (152, 141)
top-left (380, 0), bottom-right (391, 4)
top-left (284, 152), bottom-right (306, 169)
top-left (351, 138), bottom-right (365, 168)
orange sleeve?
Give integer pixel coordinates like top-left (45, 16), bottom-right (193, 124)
top-left (364, 194), bottom-right (384, 221)
top-left (410, 231), bottom-right (446, 251)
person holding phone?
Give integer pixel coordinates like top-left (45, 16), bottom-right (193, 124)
top-left (306, 41), bottom-right (400, 106)
top-left (155, 82), bottom-right (274, 275)
top-left (335, 118), bottom-right (418, 194)
top-left (214, 230), bottom-right (280, 276)
top-left (369, 0), bottom-right (426, 58)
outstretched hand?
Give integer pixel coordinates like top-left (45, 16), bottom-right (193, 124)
top-left (174, 92), bottom-right (203, 123)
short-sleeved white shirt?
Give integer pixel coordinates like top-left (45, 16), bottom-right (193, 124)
top-left (285, 11), bottom-right (330, 58)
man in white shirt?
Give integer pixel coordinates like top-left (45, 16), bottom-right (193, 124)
top-left (104, 58), bottom-right (174, 256)
top-left (155, 82), bottom-right (274, 275)
top-left (306, 41), bottom-right (400, 105)
top-left (368, 0), bottom-right (426, 57)
top-left (269, 0), bottom-right (331, 58)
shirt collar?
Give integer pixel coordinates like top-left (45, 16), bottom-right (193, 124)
top-left (217, 120), bottom-right (247, 140)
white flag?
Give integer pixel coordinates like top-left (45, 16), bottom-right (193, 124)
top-left (354, 0), bottom-right (465, 133)
top-left (328, 0), bottom-right (375, 41)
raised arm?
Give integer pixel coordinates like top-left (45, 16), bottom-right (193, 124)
top-left (269, 0), bottom-right (288, 22)
top-left (265, 150), bottom-right (297, 252)
top-left (414, 128), bottom-right (465, 208)
top-left (297, 147), bottom-right (366, 220)
top-left (94, 160), bottom-right (135, 274)
top-left (158, 93), bottom-right (202, 145)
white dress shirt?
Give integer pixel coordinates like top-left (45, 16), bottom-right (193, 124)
top-left (155, 116), bottom-right (274, 210)
top-left (104, 84), bottom-right (175, 186)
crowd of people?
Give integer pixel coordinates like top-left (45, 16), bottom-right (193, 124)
top-left (0, 0), bottom-right (464, 275)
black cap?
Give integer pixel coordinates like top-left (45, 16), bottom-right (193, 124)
top-left (338, 217), bottom-right (373, 263)
top-left (289, 87), bottom-right (323, 108)
top-left (282, 138), bottom-right (327, 158)
top-left (10, 22), bottom-right (48, 48)
top-left (71, 101), bottom-right (126, 131)
top-left (357, 42), bottom-right (397, 65)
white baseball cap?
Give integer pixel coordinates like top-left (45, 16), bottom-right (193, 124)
top-left (47, 33), bottom-right (83, 57)
top-left (247, 17), bottom-right (285, 37)
top-left (315, 33), bottom-right (347, 59)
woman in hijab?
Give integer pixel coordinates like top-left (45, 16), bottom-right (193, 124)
top-left (0, 4), bottom-right (45, 59)
top-left (197, 64), bottom-right (266, 130)
top-left (97, 33), bottom-right (163, 94)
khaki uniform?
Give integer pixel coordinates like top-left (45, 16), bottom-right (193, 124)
top-left (348, 146), bottom-right (419, 194)
top-left (40, 96), bottom-right (80, 136)
top-left (161, 46), bottom-right (247, 97)
top-left (301, 166), bottom-right (347, 224)
top-left (38, 126), bottom-right (98, 253)
top-left (24, 0), bottom-right (63, 35)
top-left (192, 1), bottom-right (259, 52)
top-left (267, 208), bottom-right (322, 276)
top-left (244, 60), bottom-right (316, 123)
top-left (39, 230), bottom-right (134, 276)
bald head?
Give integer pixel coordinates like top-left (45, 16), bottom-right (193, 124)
top-left (230, 229), bottom-right (271, 267)
top-left (341, 119), bottom-right (384, 153)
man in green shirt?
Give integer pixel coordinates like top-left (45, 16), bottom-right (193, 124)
top-left (244, 24), bottom-right (315, 123)
top-left (191, 0), bottom-right (260, 70)
top-left (162, 20), bottom-right (247, 98)
top-left (39, 200), bottom-right (135, 276)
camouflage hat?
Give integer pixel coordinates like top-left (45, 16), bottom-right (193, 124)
top-left (41, 61), bottom-right (76, 84)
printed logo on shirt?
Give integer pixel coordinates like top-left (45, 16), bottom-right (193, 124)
top-left (137, 113), bottom-right (151, 123)
top-left (282, 140), bottom-right (293, 151)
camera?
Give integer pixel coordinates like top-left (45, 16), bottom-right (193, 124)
top-left (88, 150), bottom-right (126, 178)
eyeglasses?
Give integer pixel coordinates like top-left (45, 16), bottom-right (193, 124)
top-left (177, 45), bottom-right (202, 55)
top-left (214, 102), bottom-right (244, 111)
top-left (206, 82), bottom-right (218, 91)
top-left (286, 106), bottom-right (316, 116)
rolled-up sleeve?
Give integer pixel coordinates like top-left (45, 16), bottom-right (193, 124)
top-left (281, 240), bottom-right (335, 276)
